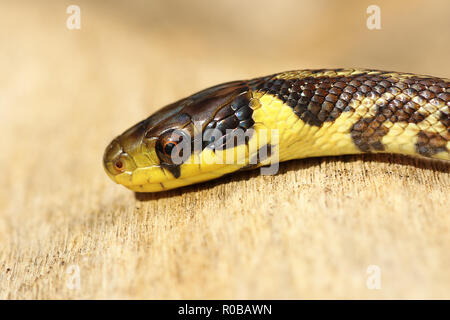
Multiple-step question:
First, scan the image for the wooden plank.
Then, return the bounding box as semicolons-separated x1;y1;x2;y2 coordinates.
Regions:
0;0;449;299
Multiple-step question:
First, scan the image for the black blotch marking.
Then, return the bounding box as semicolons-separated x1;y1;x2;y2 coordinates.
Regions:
350;117;389;152
162;164;181;179
439;111;449;135
240;144;274;171
415;131;448;157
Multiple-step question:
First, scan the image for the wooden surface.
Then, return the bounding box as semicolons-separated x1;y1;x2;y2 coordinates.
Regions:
0;0;449;299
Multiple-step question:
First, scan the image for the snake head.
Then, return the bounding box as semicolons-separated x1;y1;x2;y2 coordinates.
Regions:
103;78;270;192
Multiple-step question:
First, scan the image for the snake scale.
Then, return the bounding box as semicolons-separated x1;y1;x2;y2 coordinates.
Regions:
103;69;449;192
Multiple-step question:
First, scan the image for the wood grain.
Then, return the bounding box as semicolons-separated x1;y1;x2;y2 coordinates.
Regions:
0;0;449;299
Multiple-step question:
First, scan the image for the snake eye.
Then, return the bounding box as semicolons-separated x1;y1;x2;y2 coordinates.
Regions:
163;141;178;156
156;130;187;164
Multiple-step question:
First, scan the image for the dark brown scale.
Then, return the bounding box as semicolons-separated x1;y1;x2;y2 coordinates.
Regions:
213;104;235;120
440;111;450;136
329;87;342;95
311;95;325;104
411;83;426;91
373;85;386;95
359;85;371;94
429;85;444;93
235;105;252;120
334;81;347;89
363;80;376;87
344;85;357;94
334;100;347;111
437;92;449;101
319;82;332;90
420;90;435;100
340;92;353;102
379;80;391;88
239;119;254;129
388;86;402;95
322;101;335;112
230;94;250;111
216;116;239;133
353;91;365;101
394;82;408;90
325;94;338;103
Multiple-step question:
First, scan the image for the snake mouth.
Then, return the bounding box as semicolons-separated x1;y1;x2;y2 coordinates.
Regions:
110;137;278;192
101;136;236;192
114;151;249;192
106;140;269;192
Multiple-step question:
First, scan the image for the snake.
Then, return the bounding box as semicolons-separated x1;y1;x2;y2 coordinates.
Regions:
103;69;449;192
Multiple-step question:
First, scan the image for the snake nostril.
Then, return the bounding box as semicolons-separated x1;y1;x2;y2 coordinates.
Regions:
114;159;124;171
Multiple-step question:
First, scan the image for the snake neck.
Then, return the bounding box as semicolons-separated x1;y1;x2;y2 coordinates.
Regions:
248;69;449;162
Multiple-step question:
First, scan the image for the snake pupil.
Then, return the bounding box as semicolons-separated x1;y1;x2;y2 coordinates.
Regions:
164;142;176;155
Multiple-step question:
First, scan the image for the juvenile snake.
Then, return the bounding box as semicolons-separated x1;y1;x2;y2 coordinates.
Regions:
103;69;449;192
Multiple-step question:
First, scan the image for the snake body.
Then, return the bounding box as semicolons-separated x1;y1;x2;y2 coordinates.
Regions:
103;69;449;192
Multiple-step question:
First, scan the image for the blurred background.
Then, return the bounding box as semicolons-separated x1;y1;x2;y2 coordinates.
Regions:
0;0;449;299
